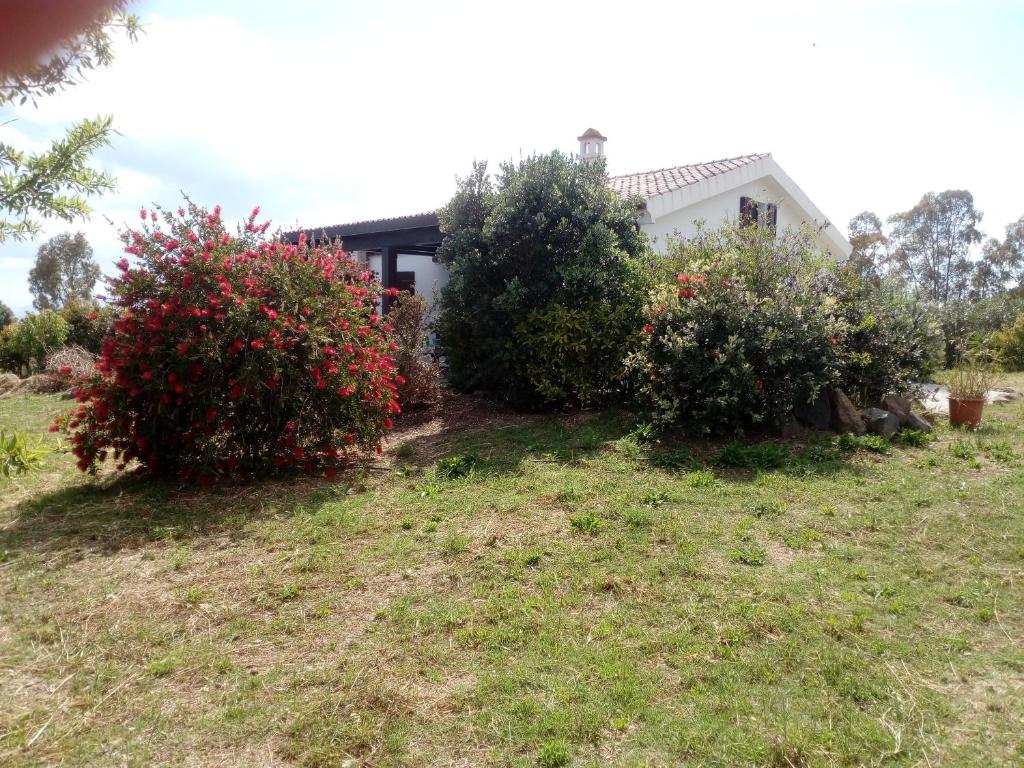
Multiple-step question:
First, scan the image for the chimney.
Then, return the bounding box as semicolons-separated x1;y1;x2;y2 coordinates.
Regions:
577;128;607;162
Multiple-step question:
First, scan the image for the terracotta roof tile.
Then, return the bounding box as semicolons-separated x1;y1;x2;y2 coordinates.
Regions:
607;153;768;199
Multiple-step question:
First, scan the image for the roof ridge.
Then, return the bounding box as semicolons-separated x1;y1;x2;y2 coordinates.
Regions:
608;153;769;180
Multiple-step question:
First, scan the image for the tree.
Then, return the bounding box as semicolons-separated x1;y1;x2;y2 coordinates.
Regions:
887;190;983;303
0;300;14;328
846;211;889;283
977;214;1024;292
436;152;651;406
28;232;101;310
0;2;140;242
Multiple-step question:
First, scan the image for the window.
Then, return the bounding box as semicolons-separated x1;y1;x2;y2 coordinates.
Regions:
394;271;416;296
740;196;778;233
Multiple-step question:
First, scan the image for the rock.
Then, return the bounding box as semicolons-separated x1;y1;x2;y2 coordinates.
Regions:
781;416;806;440
828;388;865;434
881;392;932;432
0;372;21;396
863;407;900;438
881;393;913;416
794;391;832;430
902;410;933;432
989;387;1022;403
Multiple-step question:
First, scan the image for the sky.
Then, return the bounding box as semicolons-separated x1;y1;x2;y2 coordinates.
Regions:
2;0;1022;314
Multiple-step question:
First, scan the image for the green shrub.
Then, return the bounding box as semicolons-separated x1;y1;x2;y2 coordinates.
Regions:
7;310;70;371
894;429;935;448
684;469;717;487
630;224;842;435
0;430;47;477
434;454;477;480
387;293;441;406
989;311;1024;371
0;324;25;374
837;433;890;454
569;511;601;535
59;300;115;354
435;153;650;407
513;301;638;406
832;272;943;405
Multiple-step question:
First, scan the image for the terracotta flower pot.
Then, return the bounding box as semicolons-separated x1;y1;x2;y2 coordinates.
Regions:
948;397;985;428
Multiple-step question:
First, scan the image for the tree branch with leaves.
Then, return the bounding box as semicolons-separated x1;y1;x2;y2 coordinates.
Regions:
0;1;140;242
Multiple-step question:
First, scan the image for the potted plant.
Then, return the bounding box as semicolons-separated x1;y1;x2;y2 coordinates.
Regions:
947;352;996;428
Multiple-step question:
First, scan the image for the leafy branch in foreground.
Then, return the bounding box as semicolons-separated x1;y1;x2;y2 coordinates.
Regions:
0;116;116;242
0;1;141;107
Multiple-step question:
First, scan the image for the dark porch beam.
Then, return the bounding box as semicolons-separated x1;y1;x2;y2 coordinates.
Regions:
380;245;398;314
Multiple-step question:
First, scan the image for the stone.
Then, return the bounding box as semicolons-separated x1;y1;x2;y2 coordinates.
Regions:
828;388;865;434
863;407;900;438
881;393;912;416
881;392;932;432
989;387;1023;403
0;372;21;396
794;391;832;430
781;416;806;440
902;410;933;432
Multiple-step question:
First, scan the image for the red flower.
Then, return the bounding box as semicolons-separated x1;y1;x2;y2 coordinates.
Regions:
250;339;264;350
643;324;654;334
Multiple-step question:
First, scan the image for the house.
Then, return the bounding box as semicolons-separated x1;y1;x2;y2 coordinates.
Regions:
288;129;851;313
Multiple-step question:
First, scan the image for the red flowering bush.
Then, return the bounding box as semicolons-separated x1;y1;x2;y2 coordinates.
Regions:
55;201;401;480
628;224;844;435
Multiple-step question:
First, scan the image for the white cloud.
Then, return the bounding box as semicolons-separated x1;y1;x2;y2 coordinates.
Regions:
2;0;1022;310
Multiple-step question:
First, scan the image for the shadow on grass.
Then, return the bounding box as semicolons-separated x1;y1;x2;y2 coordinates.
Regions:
391;406;640;476
641;430;880;484
0;469;363;561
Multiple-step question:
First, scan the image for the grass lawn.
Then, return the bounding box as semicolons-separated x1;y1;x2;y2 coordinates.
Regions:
1;382;1022;767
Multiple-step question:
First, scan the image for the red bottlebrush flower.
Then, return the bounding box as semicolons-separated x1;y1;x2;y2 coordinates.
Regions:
58;365;72;375
182;273;194;289
141;369;153;381
394;374;406;385
176;342;189;355
250;339;264;350
383;418;394;429
677;274;690;283
48;424;59;432
643;324;654;334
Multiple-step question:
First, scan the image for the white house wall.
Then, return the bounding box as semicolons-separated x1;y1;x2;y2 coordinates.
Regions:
360;251;448;318
641;175;841;257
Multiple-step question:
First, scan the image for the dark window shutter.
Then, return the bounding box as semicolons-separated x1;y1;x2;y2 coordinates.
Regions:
764;203;778;232
740;196;756;227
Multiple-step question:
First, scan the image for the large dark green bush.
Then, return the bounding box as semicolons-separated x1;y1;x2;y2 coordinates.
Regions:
435;153;650;407
630;224;843;435
832;272;943;404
